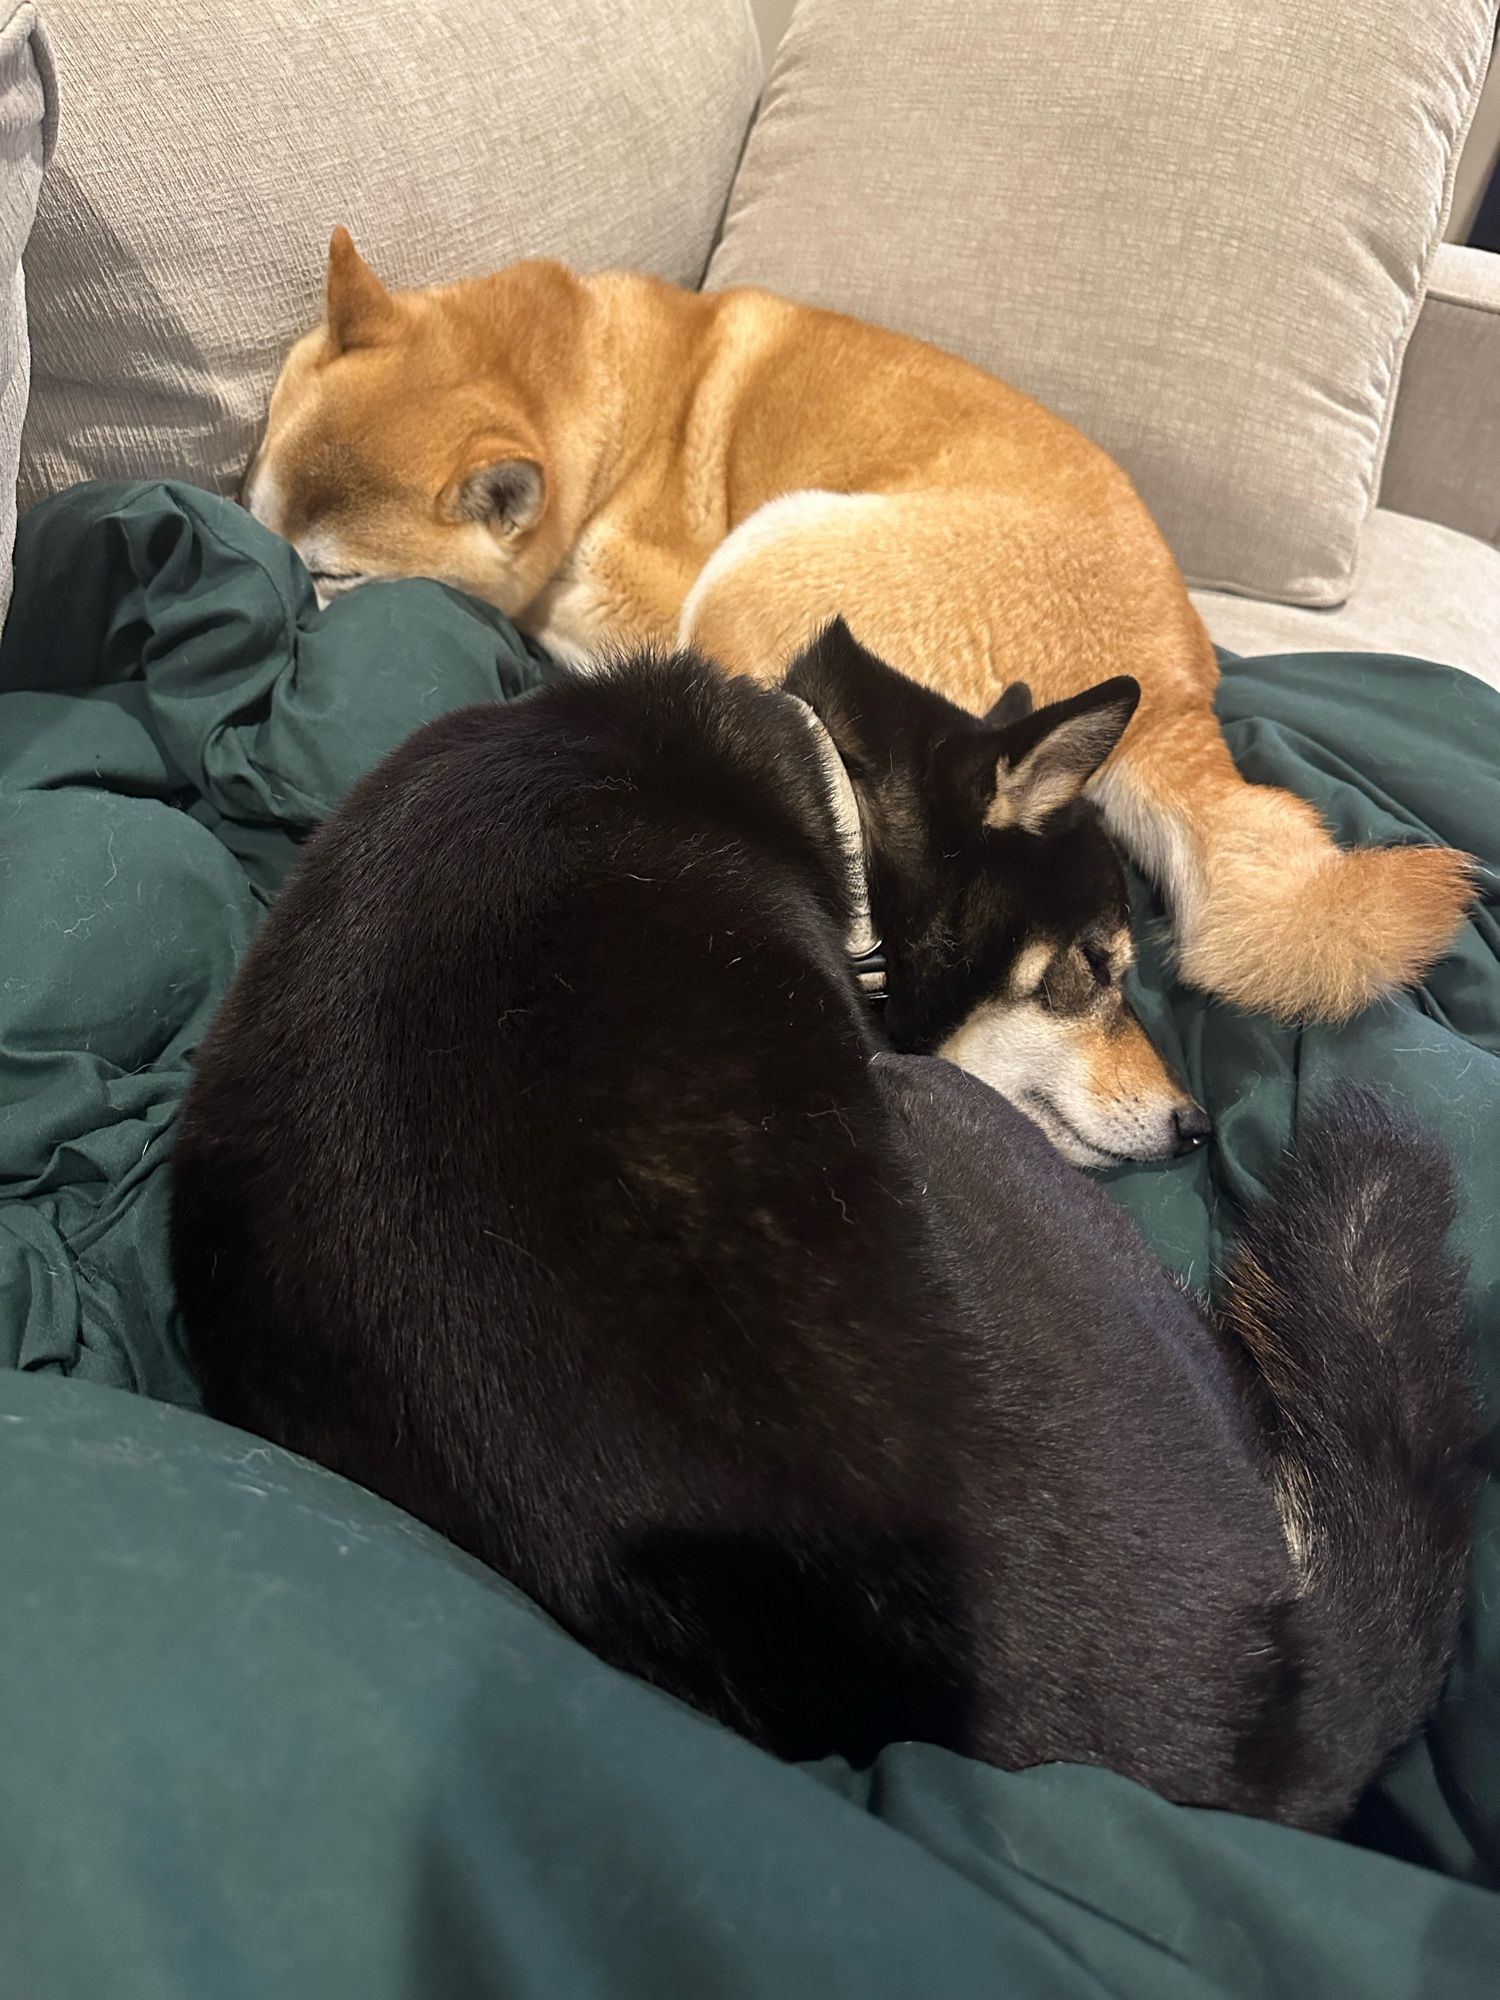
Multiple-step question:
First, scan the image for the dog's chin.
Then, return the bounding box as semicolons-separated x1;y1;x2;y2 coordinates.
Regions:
1015;1091;1156;1171
933;1003;1186;1170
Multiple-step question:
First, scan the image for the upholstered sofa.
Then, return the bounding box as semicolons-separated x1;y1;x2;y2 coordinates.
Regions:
2;5;1497;1997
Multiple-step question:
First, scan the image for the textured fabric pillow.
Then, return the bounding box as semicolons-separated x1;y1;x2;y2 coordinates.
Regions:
710;0;1497;605
0;2;53;622
18;0;760;509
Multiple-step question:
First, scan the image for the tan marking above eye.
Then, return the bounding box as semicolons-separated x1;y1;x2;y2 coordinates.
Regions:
1010;941;1053;998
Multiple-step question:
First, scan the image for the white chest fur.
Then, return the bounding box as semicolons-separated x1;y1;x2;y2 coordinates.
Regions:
523;572;612;669
521;521;667;671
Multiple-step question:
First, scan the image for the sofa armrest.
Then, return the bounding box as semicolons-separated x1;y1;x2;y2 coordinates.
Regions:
1380;244;1500;548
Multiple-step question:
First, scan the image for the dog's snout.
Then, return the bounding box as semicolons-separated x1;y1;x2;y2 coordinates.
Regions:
1172;1103;1213;1156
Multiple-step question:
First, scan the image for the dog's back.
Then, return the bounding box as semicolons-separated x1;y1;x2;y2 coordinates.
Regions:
175;656;1008;1757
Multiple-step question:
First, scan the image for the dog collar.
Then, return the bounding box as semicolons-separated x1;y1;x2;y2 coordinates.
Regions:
847;941;889;1001
784;695;887;1004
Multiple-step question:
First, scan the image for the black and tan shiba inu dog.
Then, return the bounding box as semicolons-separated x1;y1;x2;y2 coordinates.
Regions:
171;624;1477;1829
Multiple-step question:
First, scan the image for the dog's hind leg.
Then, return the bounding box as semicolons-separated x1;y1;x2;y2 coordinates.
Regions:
677;489;985;685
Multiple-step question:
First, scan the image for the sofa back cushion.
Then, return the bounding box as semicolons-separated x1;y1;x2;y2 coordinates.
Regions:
0;2;52;622
710;0;1497;605
18;0;760;509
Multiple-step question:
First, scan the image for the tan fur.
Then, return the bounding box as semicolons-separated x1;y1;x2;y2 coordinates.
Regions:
1008;942;1055;999
939;932;1195;1165
1086;1002;1186;1110
938;985;1192;1167
247;234;1474;1022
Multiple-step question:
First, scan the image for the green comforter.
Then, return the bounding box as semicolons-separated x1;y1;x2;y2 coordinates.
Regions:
1;481;1497;1997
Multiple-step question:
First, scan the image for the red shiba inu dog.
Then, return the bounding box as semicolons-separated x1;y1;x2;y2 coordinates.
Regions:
245;231;1472;1043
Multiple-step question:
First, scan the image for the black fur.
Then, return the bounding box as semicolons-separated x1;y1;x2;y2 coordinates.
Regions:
781;626;1139;1049
171;634;1478;1828
1214;1093;1479;1819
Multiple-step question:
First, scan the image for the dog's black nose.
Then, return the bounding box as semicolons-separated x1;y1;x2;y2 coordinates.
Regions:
1172;1103;1213;1156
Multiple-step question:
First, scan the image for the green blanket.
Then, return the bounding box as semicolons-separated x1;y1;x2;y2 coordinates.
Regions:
1;481;1497;1996
0;484;552;1403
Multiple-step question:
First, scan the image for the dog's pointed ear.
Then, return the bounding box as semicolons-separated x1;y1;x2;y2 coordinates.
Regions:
782;617;944;771
785;615;868;691
984;681;1033;729
444;452;545;536
985;676;1139;833
326;227;402;354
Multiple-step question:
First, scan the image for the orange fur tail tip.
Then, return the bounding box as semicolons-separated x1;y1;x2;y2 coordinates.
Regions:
1179;839;1476;1025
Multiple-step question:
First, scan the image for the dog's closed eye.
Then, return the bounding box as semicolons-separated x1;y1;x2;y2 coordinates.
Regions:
1081;942;1113;988
307;567;372;607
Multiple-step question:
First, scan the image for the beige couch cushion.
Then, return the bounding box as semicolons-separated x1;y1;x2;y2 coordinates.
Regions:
0;1;52;621
1380;244;1500;551
711;0;1496;607
19;0;760;509
1192;509;1500;689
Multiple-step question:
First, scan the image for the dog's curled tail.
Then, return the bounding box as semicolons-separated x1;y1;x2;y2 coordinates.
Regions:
1220;1088;1478;1824
1092;715;1474;1023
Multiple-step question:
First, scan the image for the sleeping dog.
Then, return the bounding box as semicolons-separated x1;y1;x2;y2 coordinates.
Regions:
242;233;1473;1026
171;625;1477;1829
